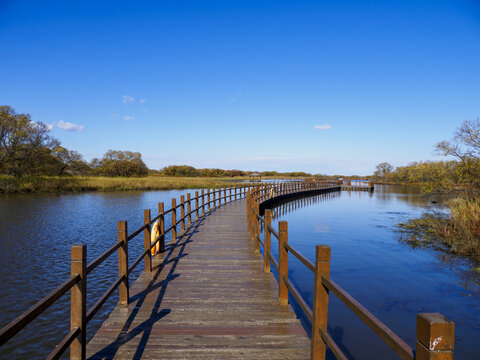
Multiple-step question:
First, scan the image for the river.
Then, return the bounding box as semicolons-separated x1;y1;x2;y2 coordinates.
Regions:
0;185;478;359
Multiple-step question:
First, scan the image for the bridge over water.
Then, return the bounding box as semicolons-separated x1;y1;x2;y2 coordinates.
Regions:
0;180;455;360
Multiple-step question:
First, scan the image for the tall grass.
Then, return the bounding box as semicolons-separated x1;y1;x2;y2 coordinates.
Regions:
0;175;245;193
398;197;480;263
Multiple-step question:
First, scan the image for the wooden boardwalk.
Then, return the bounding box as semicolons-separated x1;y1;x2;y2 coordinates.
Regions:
86;199;310;359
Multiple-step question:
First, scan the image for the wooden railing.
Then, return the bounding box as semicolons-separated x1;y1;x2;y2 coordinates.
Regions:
0;185;251;360
247;180;455;360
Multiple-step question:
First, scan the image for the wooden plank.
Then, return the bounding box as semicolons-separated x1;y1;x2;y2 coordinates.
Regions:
87;199;310;359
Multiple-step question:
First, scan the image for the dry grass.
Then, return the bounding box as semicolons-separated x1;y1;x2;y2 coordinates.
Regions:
0;175;249;193
398;197;480;264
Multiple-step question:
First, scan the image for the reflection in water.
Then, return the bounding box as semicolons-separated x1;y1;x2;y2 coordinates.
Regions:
263;185;479;360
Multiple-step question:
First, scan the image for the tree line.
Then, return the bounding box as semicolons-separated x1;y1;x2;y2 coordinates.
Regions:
374;119;480;192
0;106;149;177
1;106;321;179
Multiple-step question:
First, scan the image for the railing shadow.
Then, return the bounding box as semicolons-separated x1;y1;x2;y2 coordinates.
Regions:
87;216;205;360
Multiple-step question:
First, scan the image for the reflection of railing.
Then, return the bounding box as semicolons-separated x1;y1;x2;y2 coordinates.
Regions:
0;185;251;360
247;181;455;360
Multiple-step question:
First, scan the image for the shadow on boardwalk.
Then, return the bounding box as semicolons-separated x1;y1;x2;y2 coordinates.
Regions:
87;200;310;360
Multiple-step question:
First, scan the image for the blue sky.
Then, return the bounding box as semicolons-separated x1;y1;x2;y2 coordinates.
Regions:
1;0;479;175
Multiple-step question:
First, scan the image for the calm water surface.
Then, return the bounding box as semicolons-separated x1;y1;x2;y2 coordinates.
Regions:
0;185;479;359
267;185;479;360
0;190;190;359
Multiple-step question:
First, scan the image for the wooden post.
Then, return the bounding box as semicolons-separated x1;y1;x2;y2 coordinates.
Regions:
180;195;185;232
415;313;454;360
207;189;211;211
254;202;260;255
187;193;192;225
117;221;129;305
70;244;86;360
172;198;177;241
229;186;232;202
143;209;152;272
213;188;216;208
234;185;237;200
278;221;288;305
201;189;205;215
195;191;199;220
311;245;331;360
264;210;272;274
158;202;165;253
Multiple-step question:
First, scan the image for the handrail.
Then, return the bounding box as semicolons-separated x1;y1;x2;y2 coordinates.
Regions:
0;274;80;346
322;276;414;360
86;241;122;274
284;242;315;272
246;179;454;360
86;275;125;323
0;183;250;359
45;327;81;360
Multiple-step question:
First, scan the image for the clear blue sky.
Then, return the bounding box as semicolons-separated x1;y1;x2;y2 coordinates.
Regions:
1;0;479;175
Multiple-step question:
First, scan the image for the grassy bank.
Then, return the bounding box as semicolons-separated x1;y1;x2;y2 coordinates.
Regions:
398;197;480;265
0;175;250;193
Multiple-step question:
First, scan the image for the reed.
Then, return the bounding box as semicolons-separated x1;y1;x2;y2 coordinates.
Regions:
398;197;480;263
0;175;244;193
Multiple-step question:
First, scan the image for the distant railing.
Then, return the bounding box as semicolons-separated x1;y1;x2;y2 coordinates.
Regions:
246;180;455;360
0;185;251;360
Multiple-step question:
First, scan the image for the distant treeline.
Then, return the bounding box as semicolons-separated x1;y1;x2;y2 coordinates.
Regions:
0;106;326;180
374;119;480;192
156;165;315;178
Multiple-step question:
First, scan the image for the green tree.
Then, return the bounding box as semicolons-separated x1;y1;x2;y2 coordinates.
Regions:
374;162;394;179
51;146;85;175
93;150;149;177
0;106;59;177
436;119;480;188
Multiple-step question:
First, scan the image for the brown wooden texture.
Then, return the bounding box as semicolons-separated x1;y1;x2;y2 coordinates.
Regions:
143;210;152;272
416;313;454;360
171;198;177;241
311;245;330;360
158;203;165;253
117;222;129;305
87;199;309;359
71;244;87;360
278;221;289;306
180;195;185;231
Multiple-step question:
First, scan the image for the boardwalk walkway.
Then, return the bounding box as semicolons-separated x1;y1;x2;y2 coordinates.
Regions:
87;199;310;359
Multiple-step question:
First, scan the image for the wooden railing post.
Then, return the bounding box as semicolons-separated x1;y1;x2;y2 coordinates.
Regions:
195;191;199;220
415;313;454;360
311;245;331;360
234;185;237;200
229;186;232;202
143;209;152;272
187;193;192;225
207;189;211;211
70;244;86;360
172;198;177;241
180;195;185;232
158;202;165;252
278;221;288;305
264;209;272;274
213;188;216;208
117;221;129;305
254;202;260;255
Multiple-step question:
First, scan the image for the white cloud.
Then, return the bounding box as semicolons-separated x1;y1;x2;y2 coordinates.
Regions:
122;95;135;105
139;98;147;104
313;124;332;130
46;123;54;131
123;115;135;121
56;120;84;132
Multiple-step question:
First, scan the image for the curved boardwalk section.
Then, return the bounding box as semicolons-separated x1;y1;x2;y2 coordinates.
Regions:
87;199;310;359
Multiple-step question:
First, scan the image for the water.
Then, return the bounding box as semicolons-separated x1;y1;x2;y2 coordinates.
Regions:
0;186;478;359
265;185;480;360
0;190;193;359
